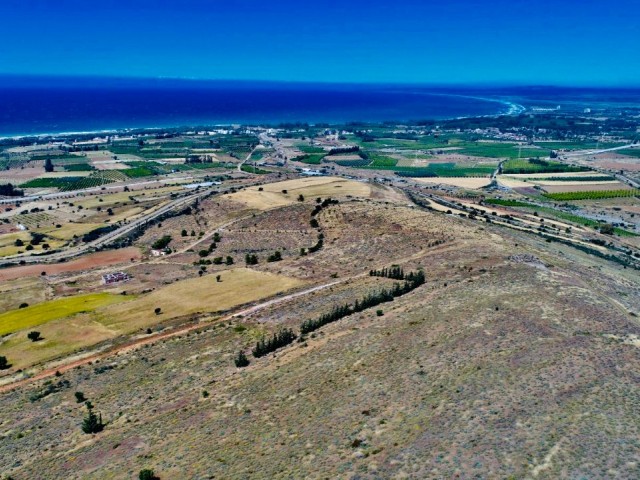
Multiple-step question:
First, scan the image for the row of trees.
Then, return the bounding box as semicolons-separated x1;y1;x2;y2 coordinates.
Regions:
370;265;406;280
301;269;426;334
252;328;297;358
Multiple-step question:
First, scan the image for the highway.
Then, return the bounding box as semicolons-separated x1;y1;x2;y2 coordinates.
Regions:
0;175;199;206
562;143;639;158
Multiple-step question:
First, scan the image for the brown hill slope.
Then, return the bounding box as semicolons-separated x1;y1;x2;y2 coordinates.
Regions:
0;201;638;479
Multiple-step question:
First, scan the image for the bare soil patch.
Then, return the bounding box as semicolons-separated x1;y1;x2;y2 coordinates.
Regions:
0;247;141;281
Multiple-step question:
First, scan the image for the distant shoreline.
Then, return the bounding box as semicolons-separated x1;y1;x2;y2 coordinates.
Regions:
0;86;512;139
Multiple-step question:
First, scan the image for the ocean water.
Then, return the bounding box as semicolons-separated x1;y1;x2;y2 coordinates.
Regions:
0;78;511;137
1;78;638;137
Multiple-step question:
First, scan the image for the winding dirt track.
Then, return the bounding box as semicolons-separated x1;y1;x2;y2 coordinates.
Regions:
0;281;339;394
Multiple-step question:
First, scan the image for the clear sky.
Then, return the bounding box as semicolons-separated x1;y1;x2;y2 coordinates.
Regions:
1;0;638;85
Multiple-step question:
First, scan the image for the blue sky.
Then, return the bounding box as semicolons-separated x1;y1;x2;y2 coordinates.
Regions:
0;0;638;85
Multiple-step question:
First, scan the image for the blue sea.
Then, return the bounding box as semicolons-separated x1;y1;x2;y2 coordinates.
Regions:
0;77;638;137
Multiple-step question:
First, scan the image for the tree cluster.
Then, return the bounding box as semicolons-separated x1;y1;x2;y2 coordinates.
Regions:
252;328;297;358
327;146;360;155
0;183;23;197
151;235;172;250
234;351;250;368
267;251;282;262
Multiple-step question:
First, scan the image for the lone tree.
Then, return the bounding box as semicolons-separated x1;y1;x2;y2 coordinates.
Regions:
75;391;86;403
44;157;54;173
234;351;250;368
81;401;104;434
139;469;159;480
0;356;9;370
154;307;162;315
27;331;42;342
600;223;615;235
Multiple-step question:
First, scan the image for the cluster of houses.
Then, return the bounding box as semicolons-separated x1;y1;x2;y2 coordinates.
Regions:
102;271;130;285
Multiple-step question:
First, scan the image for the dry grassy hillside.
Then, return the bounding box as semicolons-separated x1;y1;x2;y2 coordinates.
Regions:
0;183;638;480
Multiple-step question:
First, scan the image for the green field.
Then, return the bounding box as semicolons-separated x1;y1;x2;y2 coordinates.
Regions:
297;145;326;154
502;159;588;174
350;135;466;151
543;189;640;201
332;158;371;167
395;167;493;178
367;154;398;168
618;148;640;158
458;143;548;159
63;163;96;172
524;175;616;182
294;153;326;165
0;293;133;336
531;141;623;151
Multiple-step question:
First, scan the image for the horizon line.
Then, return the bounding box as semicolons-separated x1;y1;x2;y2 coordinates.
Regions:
0;73;639;89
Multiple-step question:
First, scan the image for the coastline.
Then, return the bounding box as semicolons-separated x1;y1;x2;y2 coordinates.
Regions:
0;90;511;139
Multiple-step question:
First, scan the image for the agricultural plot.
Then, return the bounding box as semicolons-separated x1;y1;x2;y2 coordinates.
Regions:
296;145;326;154
11;212;56;229
541;182;629;193
502;158;588;174
227;177;372;210
395;164;494;177
349;135;465;151
458;142;548;159
532;141;622;151
29;153;86;163
63;163;96;172
367;153;398;168
524;175;616;182
0;158;29;170
293;153;326;164
109;144;186;159
331;158;371;167
97;268;304;332
119;161;174;178
415;177;492;189
617;148;640;158
0;231;32;257
20;171;123;191
0;293;132;336
218;135;259;158
38;222;104;241
543;189;640;201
